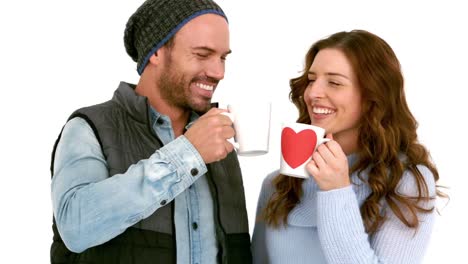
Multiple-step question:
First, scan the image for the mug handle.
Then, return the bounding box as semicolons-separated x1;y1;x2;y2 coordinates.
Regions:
315;138;331;150
220;112;240;149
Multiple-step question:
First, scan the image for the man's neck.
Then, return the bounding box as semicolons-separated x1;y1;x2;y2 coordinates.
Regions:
135;79;190;137
165;107;190;137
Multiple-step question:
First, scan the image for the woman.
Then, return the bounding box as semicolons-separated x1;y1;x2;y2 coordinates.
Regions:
252;30;443;263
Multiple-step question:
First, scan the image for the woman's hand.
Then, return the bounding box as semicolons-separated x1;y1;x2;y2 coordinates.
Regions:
306;134;350;191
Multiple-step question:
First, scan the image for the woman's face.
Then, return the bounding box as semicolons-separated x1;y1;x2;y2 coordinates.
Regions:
303;48;362;153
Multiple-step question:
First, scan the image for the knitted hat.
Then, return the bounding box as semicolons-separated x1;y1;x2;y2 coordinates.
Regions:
124;0;227;75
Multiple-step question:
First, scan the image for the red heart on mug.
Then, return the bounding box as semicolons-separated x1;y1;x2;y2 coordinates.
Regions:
281;127;317;169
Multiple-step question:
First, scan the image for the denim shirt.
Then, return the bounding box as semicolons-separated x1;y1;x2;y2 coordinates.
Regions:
51;107;218;263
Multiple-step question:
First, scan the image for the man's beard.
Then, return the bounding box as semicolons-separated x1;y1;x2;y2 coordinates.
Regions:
158;59;212;113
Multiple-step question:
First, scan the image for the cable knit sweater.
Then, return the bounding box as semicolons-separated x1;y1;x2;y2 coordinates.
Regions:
251;154;436;264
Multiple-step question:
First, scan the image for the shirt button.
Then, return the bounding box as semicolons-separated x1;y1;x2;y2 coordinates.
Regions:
160;200;167;206
190;168;198;177
192;222;198;230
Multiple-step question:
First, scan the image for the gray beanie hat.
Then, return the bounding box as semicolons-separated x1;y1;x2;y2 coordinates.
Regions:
124;0;227;75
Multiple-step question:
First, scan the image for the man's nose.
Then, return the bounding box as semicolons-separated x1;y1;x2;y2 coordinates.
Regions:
206;59;225;81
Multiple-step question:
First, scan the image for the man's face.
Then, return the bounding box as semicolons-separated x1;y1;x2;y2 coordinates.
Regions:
157;14;230;113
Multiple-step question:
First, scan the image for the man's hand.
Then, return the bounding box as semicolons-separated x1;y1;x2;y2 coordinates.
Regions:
184;108;235;164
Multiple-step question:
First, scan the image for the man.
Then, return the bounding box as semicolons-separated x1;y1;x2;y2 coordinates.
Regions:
50;0;251;263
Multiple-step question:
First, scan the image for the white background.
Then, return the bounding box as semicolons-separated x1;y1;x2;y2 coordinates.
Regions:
1;0;466;263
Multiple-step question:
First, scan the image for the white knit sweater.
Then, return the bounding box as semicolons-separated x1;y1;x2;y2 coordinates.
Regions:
252;155;436;264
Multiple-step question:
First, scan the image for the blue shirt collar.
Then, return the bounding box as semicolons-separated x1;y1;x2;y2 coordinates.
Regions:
148;106;200;129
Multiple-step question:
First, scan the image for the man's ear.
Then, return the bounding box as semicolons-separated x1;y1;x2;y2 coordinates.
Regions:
148;52;160;66
148;48;166;66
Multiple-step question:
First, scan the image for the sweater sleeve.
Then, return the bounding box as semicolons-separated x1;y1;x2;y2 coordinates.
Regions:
252;171;278;264
316;165;436;264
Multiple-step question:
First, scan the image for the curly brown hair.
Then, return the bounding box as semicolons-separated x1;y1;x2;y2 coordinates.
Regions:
263;30;443;234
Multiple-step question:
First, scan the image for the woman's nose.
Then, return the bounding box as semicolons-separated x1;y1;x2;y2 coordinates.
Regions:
305;80;325;100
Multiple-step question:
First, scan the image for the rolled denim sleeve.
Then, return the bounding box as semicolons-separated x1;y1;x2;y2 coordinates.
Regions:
51;117;207;253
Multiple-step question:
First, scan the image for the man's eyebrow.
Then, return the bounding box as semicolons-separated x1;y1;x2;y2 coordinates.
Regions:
192;46;232;55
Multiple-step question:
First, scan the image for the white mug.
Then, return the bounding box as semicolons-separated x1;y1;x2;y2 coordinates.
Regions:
280;122;330;178
222;102;271;156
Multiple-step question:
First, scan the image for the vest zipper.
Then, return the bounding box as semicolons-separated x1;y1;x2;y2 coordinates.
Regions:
206;167;227;263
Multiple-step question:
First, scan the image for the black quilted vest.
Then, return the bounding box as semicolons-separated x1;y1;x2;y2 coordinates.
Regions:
50;82;252;264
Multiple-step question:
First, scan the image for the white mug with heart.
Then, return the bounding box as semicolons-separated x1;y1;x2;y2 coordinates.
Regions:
279;122;330;178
